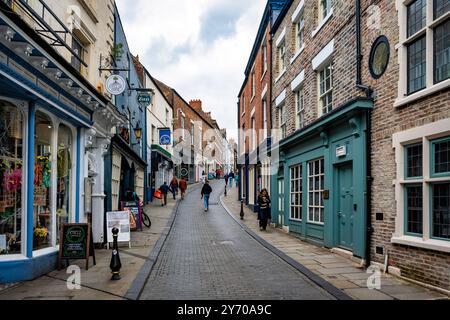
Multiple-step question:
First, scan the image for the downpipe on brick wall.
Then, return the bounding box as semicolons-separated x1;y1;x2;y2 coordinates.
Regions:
356;0;374;267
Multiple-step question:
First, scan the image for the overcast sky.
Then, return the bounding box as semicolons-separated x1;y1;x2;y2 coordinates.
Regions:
115;0;266;140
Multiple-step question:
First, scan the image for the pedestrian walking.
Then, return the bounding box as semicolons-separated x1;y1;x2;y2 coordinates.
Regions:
235;173;239;188
224;173;229;187
257;189;272;231
159;182;171;206
179;177;188;200
201;180;213;212
228;171;235;189
170;177;179;200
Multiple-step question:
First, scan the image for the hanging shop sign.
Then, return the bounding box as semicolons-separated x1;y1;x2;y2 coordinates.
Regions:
137;92;152;108
159;128;171;145
106;74;126;95
106;211;131;248
58;223;96;270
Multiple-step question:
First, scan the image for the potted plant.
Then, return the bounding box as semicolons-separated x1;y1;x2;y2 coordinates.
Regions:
33;226;48;248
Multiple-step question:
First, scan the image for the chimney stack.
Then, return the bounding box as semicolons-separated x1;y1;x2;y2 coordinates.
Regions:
189;99;203;111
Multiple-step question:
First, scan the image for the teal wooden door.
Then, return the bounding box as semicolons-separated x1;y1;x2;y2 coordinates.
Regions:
337;163;354;250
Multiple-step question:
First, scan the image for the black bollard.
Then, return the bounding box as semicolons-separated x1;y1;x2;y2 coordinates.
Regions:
240;199;245;220
110;227;122;281
224;185;227;197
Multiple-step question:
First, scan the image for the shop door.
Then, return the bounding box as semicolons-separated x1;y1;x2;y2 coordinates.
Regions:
337;163;354;250
278;179;285;226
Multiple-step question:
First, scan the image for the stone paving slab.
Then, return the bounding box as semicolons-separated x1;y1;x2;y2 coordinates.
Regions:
0;186;191;300
221;187;449;301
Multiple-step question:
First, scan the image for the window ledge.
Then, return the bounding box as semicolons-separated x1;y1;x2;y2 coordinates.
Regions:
290;45;305;65
0;254;28;262
394;78;450;108
32;247;59;258
392;235;450;253
311;9;333;38
275;69;286;83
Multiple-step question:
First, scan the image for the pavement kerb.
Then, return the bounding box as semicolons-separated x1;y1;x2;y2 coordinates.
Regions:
219;194;353;301
125;183;203;300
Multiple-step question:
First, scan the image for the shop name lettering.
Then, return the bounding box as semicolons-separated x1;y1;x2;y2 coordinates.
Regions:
177;305;272;318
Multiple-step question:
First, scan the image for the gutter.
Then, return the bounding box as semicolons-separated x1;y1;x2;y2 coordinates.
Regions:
355;0;373;266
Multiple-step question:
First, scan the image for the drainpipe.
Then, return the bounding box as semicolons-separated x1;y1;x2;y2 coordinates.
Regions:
356;0;373;266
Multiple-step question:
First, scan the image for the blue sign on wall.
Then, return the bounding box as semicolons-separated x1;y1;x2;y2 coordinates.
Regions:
159;128;171;145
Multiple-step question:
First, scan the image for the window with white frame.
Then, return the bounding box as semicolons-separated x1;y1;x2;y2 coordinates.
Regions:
262;41;268;75
295;88;305;130
393;120;450;251
290;164;303;221
251;116;256;150
180;113;185;141
319;0;332;22
263;99;268;139
398;0;450;98
318;61;333;116
199;128;203;150
191;122;195;146
278;41;286;74
295;13;305;52
279;104;287;140
251;66;256;98
308;158;325;224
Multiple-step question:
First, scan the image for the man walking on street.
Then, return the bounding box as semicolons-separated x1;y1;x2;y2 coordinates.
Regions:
179;177;188;200
228;171;235;189
159;182;171;206
170;177;179;200
201;180;213;212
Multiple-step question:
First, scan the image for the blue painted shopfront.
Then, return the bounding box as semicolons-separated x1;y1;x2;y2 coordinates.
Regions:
271;99;373;259
0;4;104;283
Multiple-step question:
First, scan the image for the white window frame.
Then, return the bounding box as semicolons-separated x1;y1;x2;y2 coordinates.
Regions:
318;61;333;117
276;28;287;82
251;116;256;151
279;104;287;140
290;164;303;221
180;112;185;141
308;158;325;225
295;88;305;130
392;117;450;253
312;0;333;37
190;121;195;146
261;40;268;79
251;65;256;100
395;0;450;108
262;98;268;140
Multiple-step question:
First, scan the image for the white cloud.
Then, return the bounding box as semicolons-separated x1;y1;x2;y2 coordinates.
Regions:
116;0;267;140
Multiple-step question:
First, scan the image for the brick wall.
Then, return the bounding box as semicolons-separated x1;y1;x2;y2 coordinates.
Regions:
270;0;450;290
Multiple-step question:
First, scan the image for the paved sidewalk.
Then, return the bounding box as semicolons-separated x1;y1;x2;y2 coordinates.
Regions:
221;186;448;300
0;190;186;300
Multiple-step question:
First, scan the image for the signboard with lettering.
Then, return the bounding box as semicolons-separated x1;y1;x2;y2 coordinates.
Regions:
106;211;131;248
122;201;142;231
137;92;152;108
58;224;95;270
159;128;171;145
106;74;126;95
336;145;347;158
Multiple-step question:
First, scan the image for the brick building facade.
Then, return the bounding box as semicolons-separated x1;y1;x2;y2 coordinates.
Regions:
238;0;286;210
268;0;450;292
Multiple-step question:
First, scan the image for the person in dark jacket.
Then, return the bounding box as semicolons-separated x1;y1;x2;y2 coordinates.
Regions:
201;181;213;212
257;189;272;231
170;177;179;200
159;182;171;206
179;177;188;200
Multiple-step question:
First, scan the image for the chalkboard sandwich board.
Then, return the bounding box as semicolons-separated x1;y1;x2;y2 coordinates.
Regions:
58;223;95;271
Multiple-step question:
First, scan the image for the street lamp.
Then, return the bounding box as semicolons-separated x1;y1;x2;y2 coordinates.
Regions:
132;122;142;145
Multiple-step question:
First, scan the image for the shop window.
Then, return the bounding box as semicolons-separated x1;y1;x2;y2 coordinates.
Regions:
308;158;325;224
290;165;302;221
0;103;23;256
57;125;72;243
34;111;53;251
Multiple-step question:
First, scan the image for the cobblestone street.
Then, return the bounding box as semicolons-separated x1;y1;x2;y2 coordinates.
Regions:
139;182;338;300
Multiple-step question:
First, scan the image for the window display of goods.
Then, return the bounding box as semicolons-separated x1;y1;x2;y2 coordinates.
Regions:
34;187;48;207
2;169;22;193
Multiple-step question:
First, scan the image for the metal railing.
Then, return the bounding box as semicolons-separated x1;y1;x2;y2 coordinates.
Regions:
2;0;87;67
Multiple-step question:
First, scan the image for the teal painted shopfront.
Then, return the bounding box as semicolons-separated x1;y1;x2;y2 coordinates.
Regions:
271;98;373;259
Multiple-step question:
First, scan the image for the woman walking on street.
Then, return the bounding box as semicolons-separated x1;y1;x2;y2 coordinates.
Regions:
179;177;188;200
170;177;179;200
201;180;213;212
257;189;272;231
